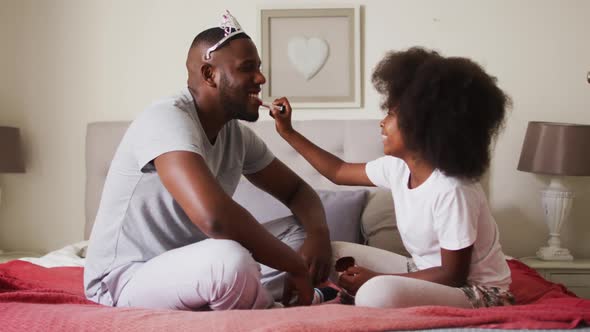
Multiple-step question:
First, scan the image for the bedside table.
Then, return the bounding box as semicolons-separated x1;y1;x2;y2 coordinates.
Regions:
0;251;41;264
520;257;590;299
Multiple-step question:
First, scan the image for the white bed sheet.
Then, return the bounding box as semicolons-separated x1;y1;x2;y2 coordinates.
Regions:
19;241;87;268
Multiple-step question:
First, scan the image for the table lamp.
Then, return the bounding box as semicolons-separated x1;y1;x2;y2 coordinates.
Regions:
0;126;25;254
517;121;590;261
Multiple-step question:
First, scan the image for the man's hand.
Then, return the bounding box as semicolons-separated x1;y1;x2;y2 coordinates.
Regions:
299;232;332;285
338;265;380;295
282;269;314;306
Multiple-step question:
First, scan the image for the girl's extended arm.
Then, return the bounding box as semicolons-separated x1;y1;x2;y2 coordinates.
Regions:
270;97;373;187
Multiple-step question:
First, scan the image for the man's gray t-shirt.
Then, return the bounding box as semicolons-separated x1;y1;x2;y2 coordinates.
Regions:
84;88;275;304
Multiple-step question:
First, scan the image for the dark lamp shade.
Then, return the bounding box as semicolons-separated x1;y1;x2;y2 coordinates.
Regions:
517;121;590;176
0;126;25;173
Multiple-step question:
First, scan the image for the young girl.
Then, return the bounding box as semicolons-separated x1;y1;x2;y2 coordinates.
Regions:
269;47;513;309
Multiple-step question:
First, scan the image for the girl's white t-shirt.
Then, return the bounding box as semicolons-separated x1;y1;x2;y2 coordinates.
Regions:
366;156;511;290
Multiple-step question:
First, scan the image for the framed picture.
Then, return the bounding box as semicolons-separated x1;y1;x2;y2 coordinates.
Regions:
259;7;361;108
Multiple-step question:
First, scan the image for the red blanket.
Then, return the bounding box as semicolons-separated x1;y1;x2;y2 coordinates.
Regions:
1;259;589;331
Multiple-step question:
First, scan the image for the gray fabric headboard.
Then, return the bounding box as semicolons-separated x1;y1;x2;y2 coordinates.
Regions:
85;119;383;239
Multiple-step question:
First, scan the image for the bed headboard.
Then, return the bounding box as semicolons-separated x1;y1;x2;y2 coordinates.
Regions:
85;119;383;239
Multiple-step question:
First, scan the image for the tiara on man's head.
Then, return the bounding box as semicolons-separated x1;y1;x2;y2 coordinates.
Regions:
204;10;246;60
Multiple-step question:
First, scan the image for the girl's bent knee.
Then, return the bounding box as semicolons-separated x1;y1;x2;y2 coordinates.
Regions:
355;275;408;308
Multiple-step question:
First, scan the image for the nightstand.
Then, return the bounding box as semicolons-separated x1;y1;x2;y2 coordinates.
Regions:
520;257;590;299
0;251;41;264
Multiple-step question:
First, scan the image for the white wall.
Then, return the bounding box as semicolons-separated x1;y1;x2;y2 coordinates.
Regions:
1;0;589;258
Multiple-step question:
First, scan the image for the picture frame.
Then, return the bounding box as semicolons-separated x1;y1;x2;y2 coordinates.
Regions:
259;7;361;108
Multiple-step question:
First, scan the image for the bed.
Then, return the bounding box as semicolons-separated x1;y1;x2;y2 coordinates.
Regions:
1;119;589;331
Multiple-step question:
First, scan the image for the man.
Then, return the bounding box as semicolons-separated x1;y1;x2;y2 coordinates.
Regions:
84;11;331;311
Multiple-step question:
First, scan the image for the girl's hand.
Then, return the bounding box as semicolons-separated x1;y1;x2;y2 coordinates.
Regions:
338;266;380;295
269;97;294;137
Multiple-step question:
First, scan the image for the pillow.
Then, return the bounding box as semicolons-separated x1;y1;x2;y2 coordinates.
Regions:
232;178;292;223
233;179;368;243
360;189;409;256
317;189;367;243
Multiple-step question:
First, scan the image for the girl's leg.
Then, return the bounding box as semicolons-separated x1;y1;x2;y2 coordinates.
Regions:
355;275;472;309
331;242;471;308
331;241;408;279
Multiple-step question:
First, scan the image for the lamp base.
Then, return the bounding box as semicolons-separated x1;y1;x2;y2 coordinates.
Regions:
536;246;573;261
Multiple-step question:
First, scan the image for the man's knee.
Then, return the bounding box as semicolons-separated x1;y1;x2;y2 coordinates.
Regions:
207;238;255;262
206;239;249;256
206;239;260;281
203;239;271;309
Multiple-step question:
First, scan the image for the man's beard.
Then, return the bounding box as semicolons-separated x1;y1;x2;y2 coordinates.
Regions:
219;73;259;122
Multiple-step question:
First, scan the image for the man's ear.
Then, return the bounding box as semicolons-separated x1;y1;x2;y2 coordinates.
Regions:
201;63;217;88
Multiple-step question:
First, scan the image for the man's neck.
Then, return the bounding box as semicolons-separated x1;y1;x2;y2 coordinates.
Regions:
188;87;229;145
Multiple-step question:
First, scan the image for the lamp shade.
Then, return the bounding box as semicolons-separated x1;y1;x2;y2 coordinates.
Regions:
0;126;25;173
518;121;590;176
